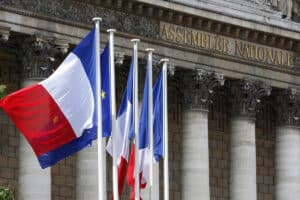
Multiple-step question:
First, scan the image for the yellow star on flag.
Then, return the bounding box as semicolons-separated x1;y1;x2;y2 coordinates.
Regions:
101;90;106;99
53;116;59;124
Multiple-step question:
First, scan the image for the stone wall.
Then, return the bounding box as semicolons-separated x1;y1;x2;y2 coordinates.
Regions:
51;156;76;200
0;47;20;199
0;110;19;199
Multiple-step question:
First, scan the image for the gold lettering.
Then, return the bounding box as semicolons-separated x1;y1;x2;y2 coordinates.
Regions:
215;36;222;51
257;47;265;61
235;41;245;56
251;45;257;60
202;34;210;49
287;53;294;67
168;25;176;41
175;27;184;43
223;38;229;54
161;24;168;40
265;48;275;63
191;31;198;47
184;30;190;44
245;44;251;58
274;51;283;65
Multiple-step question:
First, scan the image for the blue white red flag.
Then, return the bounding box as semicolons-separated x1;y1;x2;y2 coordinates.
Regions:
107;52;134;197
0;28;110;168
127;65;150;199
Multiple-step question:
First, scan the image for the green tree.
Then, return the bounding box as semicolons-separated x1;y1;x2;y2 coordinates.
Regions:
0;187;14;200
0;84;6;99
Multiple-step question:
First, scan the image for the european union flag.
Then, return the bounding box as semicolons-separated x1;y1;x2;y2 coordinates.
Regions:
101;43;111;137
153;71;163;161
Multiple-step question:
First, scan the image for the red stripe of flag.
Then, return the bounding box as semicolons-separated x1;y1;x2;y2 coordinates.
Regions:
1;84;77;156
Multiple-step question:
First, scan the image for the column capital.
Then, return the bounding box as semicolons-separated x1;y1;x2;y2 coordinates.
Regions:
274;88;300;127
180;68;224;111
227;78;271;119
18;34;69;80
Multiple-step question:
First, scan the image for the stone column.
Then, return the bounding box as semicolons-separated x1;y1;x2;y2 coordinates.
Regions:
274;88;300;200
228;79;271;200
181;69;224;200
18;35;68;200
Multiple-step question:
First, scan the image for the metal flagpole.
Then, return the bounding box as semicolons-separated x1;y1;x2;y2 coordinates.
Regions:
146;48;154;200
161;58;169;200
131;38;140;200
107;29;119;200
92;17;106;200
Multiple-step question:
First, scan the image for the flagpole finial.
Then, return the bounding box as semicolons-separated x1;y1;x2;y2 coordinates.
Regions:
146;48;155;52
107;29;116;33
131;39;140;43
92;17;102;22
160;58;169;63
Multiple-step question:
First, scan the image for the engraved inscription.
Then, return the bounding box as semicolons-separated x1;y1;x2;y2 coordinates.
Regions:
160;22;295;67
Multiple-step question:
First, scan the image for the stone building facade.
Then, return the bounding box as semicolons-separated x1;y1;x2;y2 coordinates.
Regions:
0;0;300;200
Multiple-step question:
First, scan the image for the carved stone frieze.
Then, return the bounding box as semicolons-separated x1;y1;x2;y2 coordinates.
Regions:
274;88;300;127
180;68;225;111
18;34;69;79
0;0;159;39
227;79;271;119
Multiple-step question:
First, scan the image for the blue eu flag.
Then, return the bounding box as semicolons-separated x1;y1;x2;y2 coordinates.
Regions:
101;43;111;137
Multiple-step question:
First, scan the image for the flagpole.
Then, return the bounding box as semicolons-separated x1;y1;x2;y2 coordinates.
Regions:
93;17;106;200
107;29;119;200
131;38;140;200
146;48;154;200
161;58;169;200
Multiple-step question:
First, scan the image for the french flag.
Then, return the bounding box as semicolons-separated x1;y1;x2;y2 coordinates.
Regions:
0;28;101;168
107;53;134;197
127;65;150;200
127;69;164;199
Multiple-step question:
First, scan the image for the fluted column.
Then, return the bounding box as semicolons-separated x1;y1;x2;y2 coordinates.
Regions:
228;79;271;200
181;68;224;200
18;35;68;200
274;88;300;200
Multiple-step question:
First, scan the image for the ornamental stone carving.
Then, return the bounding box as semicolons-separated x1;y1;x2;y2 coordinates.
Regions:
278;0;300;20
227;79;271;119
274;88;300;127
18;34;69;79
180;68;224;111
0;26;10;42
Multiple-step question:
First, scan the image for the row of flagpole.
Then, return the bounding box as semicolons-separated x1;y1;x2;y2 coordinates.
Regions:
93;18;170;200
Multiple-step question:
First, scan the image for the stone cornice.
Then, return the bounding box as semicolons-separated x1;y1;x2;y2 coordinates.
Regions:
0;0;300;53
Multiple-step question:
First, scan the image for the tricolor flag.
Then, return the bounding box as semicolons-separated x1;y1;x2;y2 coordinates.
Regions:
127;69;164;199
0;28;110;168
127;66;150;200
107;53;134;197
